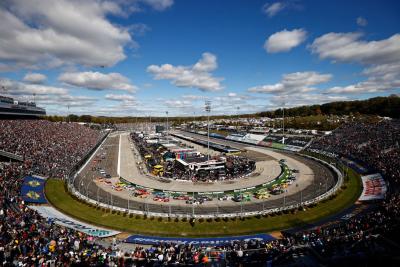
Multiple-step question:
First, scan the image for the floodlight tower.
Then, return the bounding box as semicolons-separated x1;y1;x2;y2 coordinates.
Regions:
205;100;211;160
193;112;196;130
166;111;169;143
282;102;285;144
236;106;240;131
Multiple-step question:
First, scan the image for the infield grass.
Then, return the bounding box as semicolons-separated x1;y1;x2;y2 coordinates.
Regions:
45;167;361;237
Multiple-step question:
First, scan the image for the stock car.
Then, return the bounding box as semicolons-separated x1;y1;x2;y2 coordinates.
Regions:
185;198;205;205
134;189;150;198
153;196;170;202
254;190;270;199
112;185;123;191
198;195;213;202
270;188;285;195
232;193;251;202
173;195;190;200
218;195;232;201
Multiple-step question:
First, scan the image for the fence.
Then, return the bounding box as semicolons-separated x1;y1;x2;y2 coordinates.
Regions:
65;132;344;219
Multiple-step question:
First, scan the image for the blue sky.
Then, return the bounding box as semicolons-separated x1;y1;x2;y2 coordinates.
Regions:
0;0;399;116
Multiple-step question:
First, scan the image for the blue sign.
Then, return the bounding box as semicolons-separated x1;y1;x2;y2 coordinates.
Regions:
21;176;47;204
125;234;275;246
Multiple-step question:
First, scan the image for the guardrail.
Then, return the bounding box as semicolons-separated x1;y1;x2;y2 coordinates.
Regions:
65;132;344;218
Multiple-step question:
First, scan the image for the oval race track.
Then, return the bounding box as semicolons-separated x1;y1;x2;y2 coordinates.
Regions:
73;131;337;216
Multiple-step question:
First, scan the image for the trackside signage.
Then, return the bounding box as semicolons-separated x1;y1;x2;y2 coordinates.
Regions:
29;206;120;237
125;234;275;246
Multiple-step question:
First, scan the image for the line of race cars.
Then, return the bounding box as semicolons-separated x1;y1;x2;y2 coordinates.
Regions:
94;170;298;205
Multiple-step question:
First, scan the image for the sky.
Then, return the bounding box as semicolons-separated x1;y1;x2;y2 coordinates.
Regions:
0;0;399;117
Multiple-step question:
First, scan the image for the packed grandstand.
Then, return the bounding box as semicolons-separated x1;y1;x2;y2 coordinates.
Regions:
0;118;399;266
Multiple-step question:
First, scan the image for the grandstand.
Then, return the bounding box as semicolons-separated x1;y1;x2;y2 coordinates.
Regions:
0;117;399;265
0;95;46;117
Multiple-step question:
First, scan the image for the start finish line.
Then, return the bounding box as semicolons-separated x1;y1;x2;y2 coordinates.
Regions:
125;234;275;246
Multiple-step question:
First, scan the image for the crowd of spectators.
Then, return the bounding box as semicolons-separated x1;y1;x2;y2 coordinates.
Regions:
0;119;399;266
0;120;105;178
308;119;400;186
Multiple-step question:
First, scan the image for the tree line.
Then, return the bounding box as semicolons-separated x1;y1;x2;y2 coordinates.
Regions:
44;95;400;124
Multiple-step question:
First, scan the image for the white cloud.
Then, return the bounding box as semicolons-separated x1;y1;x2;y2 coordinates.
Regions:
263;2;285;17
0;77;96;109
147;52;224;92
181;94;205;101
141;0;174;11
42;94;97;108
327;63;400;94
129;23;151;36
22;73;47;84
269;94;348;108
0;0;132;69
356;16;368;27
0;78;67;96
248;71;332;94
311;32;400;94
265;29;307;53
164;99;192;108
105;94;136;102
310;32;400;65
59;71;137;92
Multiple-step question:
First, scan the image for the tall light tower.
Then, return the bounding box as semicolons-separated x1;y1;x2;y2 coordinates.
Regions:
236;106;240;131
193;112;196;130
282;102;285;144
205;100;211;160
166;111;169;143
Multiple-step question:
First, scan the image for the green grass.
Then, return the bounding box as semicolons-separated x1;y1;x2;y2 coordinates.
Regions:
45;168;362;237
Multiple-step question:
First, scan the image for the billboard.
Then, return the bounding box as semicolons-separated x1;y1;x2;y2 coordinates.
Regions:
29;206;120;237
359;173;387;201
125;234;275;246
20;176;47;204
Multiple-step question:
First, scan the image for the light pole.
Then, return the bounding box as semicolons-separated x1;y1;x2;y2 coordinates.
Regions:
192;192;195;216
325;177;328;193
282;102;285;144
193;112;196;129
80;180;84;195
110;192;113;213
166;111;169;143
86;181;91;198
300;190;303;206
236;106;240;131
205;100;211;160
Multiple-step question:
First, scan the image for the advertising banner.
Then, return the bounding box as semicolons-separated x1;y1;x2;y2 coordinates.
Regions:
21;176;47;204
29;206;120;237
125;234;275;246
359;173;387;201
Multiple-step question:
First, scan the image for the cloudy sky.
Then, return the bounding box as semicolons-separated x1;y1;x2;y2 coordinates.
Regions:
0;0;399;116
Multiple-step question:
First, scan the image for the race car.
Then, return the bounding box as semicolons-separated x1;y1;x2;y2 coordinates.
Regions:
173;195;190;200
153;196;170;202
254;191;270;199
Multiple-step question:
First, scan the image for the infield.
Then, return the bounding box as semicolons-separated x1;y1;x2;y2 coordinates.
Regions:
45;165;362;237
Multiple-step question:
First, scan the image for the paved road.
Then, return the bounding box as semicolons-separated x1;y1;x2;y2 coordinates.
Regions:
73;131;336;216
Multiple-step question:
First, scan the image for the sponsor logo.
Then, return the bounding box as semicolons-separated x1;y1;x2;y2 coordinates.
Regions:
28;180;41;187
26;191;40;200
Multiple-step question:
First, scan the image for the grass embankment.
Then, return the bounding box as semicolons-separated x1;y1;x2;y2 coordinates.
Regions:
45;168;361;237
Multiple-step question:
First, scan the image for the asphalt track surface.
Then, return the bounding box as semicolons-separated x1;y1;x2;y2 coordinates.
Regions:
73;132;336;216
